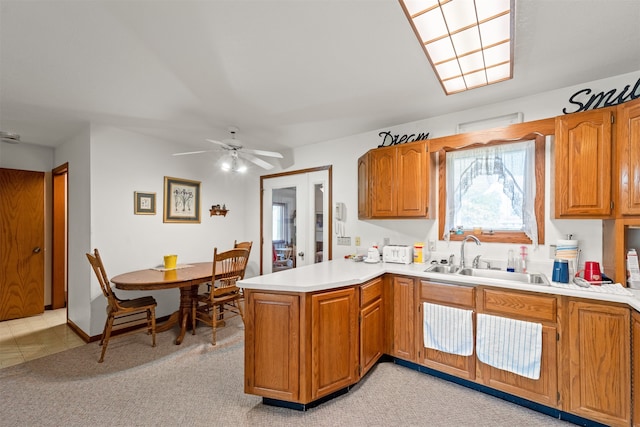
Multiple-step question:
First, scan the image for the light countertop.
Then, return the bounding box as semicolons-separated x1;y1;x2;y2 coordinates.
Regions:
238;259;640;313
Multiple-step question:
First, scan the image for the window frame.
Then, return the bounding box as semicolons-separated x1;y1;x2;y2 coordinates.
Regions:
432;119;554;245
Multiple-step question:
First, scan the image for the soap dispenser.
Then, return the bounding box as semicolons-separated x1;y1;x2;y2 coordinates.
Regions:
507;250;515;272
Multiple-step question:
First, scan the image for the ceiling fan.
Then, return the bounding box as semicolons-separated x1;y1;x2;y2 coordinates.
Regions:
1;131;22;144
172;126;283;172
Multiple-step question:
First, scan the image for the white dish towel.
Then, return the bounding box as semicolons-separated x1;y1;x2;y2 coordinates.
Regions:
423;302;474;356
476;313;542;380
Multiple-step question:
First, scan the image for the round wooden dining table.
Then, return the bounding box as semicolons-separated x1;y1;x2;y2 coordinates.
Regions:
111;262;213;345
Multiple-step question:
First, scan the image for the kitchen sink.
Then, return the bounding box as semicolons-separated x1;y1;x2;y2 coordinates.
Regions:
424;264;550;286
457;268;550;285
424;264;459;274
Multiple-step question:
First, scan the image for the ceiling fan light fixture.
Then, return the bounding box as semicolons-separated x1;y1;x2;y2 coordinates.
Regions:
221;152;247;173
399;0;514;95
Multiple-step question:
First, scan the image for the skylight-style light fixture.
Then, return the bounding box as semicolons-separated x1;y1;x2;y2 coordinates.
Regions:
399;0;514;95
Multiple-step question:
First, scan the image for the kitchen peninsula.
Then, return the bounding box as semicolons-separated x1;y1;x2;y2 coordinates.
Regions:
239;259;640;427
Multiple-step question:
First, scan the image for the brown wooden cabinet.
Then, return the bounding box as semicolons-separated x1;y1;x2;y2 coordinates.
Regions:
633;311;640;427
358;141;430;219
617;97;640;216
359;277;384;377
244;291;301;402
564;299;631;427
357;153;369;218
390;275;416;361
554;107;614;218
311;287;359;400
419;280;476;380
476;288;559;408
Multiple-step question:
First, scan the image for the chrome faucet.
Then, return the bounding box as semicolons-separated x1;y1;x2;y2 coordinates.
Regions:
460;235;481;268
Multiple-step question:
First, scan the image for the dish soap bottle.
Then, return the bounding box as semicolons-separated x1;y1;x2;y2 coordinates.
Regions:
519;246;528;273
507;249;515;272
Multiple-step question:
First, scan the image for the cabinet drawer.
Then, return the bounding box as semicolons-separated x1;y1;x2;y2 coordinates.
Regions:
481;289;557;322
360;278;383;307
421;280;475;309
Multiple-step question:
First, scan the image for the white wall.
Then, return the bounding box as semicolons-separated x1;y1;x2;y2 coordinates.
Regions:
261;70;640;277
4;69;639;337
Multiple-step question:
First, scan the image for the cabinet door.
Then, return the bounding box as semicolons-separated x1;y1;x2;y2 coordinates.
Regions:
391;276;416;360
397;142;428;217
478;324;558;407
244;291;300;402
360;297;383;376
555;108;613;217
618;98;640;215
419;281;476;380
311;287;359;400
567;300;631;427
370;147;396;217
357;153;370;219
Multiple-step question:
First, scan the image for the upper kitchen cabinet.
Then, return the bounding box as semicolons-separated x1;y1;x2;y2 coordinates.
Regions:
616;97;640;216
358;140;431;219
554;107;614;218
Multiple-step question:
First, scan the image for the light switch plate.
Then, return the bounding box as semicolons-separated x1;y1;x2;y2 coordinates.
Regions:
337;237;351;246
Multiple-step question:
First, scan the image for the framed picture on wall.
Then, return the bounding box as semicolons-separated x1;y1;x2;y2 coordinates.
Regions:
134;192;156;215
163;176;201;223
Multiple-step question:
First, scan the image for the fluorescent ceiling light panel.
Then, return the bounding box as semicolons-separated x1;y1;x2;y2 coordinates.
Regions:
400;0;514;95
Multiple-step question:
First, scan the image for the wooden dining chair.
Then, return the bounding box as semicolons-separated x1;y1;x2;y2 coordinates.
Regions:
233;240;252;278
192;248;249;345
86;249;157;363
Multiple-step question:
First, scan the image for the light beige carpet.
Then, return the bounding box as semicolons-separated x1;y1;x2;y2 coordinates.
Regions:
0;318;572;426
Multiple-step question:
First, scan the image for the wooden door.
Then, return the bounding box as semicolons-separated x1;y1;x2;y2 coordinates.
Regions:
360;278;383;376
567;300;631;427
617;98;640;215
554;108;613;217
391;276;416;360
397;141;428;217
311;287;358;400
370;147;396;217
0;168;45;320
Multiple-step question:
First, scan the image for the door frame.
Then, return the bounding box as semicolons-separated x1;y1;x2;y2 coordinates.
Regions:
51;163;68;310
260;166;332;274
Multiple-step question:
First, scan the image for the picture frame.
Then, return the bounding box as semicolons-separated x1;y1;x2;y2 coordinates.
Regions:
163;176;201;223
134;192;156;215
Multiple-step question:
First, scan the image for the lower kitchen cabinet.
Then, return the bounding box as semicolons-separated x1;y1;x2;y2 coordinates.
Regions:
311;287;359;400
419;280;476;380
359;277;384;377
476;288;559;407
390;275;416;361
565;299;631;427
244;291;301;402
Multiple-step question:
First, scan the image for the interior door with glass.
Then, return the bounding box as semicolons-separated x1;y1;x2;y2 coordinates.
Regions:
262;170;329;274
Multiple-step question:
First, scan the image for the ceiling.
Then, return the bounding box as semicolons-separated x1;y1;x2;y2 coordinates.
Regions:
1;0;639;153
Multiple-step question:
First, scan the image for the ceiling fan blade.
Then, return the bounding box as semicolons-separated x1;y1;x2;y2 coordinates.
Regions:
240;147;284;158
206;138;236;150
172;150;215;156
238;151;275;170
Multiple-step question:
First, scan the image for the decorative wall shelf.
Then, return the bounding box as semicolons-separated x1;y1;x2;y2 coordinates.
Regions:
210;205;228;217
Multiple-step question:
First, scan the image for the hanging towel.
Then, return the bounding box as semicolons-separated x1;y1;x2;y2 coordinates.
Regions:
423;302;474;356
476;313;542;380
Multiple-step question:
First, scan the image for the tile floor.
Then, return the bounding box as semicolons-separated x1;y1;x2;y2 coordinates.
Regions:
0;308;86;369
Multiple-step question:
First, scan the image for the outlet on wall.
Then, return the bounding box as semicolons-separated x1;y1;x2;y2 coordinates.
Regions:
383;237;390;246
428;240;436;251
355;236;361;246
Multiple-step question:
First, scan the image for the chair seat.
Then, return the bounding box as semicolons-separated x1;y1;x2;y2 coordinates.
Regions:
119;296;157;310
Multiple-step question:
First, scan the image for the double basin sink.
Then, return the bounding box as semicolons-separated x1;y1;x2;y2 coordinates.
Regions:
424;264;550;286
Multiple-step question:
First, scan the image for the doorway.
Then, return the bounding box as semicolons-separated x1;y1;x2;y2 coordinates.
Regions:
261;166;331;274
51;163;68;310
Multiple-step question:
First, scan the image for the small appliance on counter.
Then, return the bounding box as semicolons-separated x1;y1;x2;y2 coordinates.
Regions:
383;245;413;264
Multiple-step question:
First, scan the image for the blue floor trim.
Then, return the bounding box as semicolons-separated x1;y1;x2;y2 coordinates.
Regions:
391;358;609;427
